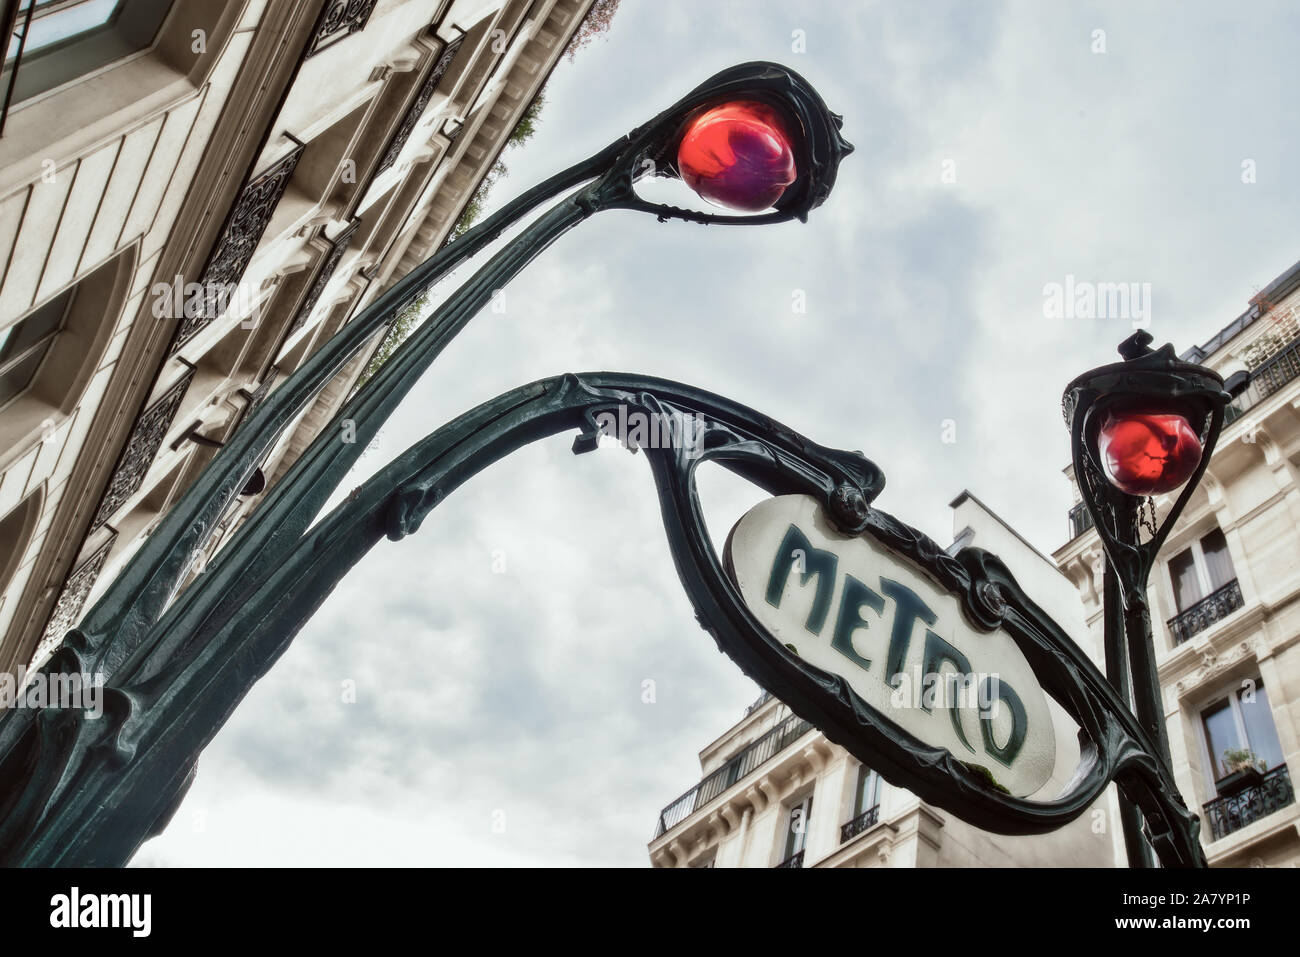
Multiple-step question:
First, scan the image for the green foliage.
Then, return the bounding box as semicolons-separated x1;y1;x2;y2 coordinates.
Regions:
1222;748;1266;774
448;159;509;241
358;291;431;386
564;0;622;61
507;90;546;148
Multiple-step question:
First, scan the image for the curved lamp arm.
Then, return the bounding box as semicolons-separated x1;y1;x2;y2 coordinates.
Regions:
0;373;1201;867
12;62;852;687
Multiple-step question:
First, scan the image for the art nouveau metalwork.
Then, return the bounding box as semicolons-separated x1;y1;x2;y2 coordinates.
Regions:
0;61;852;865
1064;330;1248;867
0;58;1228;871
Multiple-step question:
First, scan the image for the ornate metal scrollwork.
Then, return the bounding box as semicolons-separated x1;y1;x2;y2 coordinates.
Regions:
173;147;305;352
303;0;380;59
90;367;195;531
32;532;117;668
375;35;465;175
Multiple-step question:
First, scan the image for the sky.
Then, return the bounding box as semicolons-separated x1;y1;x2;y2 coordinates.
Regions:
133;0;1300;866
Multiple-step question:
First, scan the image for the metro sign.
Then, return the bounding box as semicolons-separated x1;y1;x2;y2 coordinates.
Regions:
724;495;1056;797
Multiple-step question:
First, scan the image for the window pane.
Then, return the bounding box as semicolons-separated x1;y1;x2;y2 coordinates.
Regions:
1201;699;1240;780
855;766;879;816
1239;684;1284;771
21;0;124;58
8;0;173;106
1200;529;1235;591
1169;548;1202;612
0;345;48;406
784;796;812;858
0;289;70;364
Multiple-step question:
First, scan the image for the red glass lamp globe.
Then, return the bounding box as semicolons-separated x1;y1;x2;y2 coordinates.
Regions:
676;100;798;212
1097;411;1203;496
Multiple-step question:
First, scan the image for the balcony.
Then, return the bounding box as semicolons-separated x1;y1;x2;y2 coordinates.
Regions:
653;711;814;839
1224;336;1300;426
1203;764;1295;841
775;849;805;869
1067;501;1094;540
840;804;881;843
1166;579;1244;645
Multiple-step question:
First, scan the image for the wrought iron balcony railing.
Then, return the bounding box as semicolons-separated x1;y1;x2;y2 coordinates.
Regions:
775;848;805;869
653;711;814;839
1203;764;1295;841
1166;579;1243;646
1067;501;1094;540
840;804;881;843
1224;336;1300;426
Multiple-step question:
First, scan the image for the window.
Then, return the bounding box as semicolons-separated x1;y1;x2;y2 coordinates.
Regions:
1200;680;1284;787
1165;528;1244;644
2;0;174;114
0;286;71;408
1168;529;1237;614
781;794;813;864
854;765;881;818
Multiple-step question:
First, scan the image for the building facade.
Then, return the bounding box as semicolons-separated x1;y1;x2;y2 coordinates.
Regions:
648;492;1122;868
0;0;593;677
1054;259;1300;868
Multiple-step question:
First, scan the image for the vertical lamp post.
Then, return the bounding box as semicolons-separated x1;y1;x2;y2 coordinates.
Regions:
1064;330;1249;867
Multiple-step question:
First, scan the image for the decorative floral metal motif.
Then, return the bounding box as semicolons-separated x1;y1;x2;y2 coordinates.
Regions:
304;0;379;59
840;804;881;843
1204;764;1294;841
173;147;305;351
33;531;118;667
0;62;858;867
289;219;360;335
1168;579;1244;645
91;369;195;531
375;35;465;175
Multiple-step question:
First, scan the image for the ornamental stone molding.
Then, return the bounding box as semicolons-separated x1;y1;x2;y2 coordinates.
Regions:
290;219;360;335
1172;638;1258;700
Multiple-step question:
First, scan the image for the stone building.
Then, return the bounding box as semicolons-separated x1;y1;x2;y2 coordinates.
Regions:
1054;258;1300;867
0;0;593;676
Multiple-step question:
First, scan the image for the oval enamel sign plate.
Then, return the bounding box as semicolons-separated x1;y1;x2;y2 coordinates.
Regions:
724;494;1056;797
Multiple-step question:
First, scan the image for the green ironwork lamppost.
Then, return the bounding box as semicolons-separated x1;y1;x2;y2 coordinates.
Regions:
1064;330;1250;867
0;62;852;866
